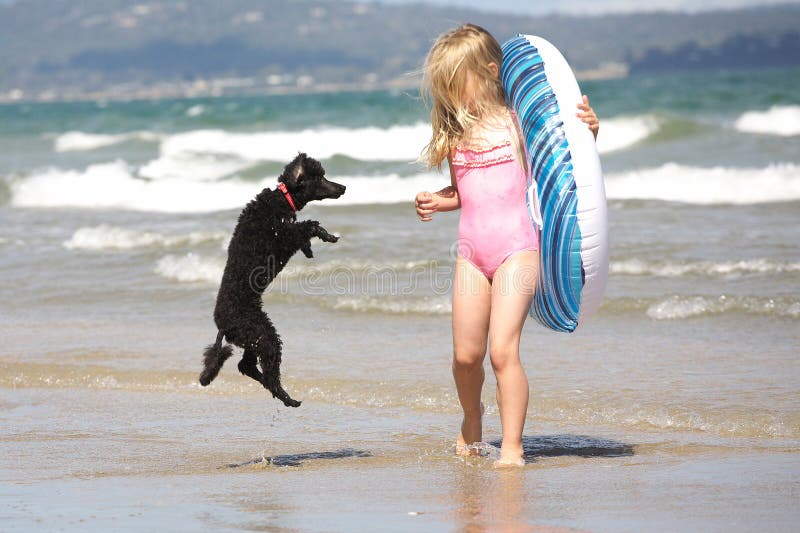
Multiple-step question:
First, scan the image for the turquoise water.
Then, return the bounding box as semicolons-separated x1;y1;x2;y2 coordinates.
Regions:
1;68;799;531
2;68;798;134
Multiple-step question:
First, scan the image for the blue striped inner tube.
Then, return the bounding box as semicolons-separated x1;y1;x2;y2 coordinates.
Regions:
501;36;583;333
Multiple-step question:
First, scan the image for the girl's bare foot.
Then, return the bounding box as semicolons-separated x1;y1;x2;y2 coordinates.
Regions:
455;402;485;456
493;443;525;467
492;453;525;468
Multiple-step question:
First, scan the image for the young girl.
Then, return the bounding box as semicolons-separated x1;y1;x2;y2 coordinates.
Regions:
415;24;599;467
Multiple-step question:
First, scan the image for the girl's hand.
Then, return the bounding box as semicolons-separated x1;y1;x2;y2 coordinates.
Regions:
577;94;599;139
415;191;438;222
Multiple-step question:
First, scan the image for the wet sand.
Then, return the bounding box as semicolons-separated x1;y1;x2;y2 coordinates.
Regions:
2;383;798;532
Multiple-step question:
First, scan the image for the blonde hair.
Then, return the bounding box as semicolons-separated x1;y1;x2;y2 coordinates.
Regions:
421;23;506;169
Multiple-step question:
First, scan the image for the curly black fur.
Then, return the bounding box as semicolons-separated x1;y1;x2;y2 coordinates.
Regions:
199;153;345;407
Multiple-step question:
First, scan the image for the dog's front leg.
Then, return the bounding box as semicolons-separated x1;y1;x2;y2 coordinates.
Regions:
299;220;339;244
292;221;317;258
315;225;338;243
296;221;338;259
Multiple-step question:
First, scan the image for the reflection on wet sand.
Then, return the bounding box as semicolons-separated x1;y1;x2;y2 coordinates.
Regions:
453;466;583;533
450;433;634;531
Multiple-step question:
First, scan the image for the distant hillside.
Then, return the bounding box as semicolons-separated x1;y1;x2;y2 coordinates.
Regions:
629;31;800;74
1;0;799;100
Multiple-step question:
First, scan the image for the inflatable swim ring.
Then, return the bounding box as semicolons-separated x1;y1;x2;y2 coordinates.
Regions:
501;35;609;332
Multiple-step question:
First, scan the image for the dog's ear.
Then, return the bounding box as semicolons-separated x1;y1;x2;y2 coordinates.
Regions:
279;153;307;186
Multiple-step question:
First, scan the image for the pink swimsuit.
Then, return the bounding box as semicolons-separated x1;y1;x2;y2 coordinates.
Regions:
451;123;539;281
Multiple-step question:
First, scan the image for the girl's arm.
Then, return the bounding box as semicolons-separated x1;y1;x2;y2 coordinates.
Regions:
415;155;460;222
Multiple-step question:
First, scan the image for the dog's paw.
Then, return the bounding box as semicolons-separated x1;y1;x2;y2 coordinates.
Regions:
318;230;339;243
301;243;314;258
283;398;302;408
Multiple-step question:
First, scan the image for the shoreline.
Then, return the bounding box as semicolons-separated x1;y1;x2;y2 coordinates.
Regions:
1;77;420;106
0;65;630;106
7;63;800;106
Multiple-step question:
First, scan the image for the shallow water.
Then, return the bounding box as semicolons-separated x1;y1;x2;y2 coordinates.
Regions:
2;68;800;531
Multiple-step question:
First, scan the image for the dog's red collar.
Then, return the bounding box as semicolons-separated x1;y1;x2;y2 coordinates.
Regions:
277;182;297;211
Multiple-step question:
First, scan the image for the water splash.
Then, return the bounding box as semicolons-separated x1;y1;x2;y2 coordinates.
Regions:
453;441;501;463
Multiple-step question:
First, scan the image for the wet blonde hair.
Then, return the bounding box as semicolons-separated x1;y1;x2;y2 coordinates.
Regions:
421;23;506;169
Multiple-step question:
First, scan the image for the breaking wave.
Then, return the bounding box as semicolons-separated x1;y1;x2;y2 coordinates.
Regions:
611;258;800;278
604;162;800;204
734;105;800;137
645;295;800;320
595;114;661;153
7;160;444;212
154;253;225;283
64;225;227;250
54;131;163;152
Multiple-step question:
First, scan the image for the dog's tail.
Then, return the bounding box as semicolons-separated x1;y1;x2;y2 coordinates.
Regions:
199;330;233;386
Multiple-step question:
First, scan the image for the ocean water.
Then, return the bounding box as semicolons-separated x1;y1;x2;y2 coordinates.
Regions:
1;68;799;531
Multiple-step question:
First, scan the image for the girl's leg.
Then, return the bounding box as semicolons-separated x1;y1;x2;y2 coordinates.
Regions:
488;250;538;465
452;257;492;450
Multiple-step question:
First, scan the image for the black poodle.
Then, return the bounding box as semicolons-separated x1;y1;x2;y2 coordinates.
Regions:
199;153;345;407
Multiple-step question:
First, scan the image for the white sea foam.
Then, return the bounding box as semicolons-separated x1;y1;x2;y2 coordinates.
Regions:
54;131;162;152
327;295;452;315
646;295;800;320
157;123;429;163
154;253;225;283
132;115;653;180
605;162;800;204
153;252;439;287
136;124;431;180
595;115;660;154
53;112;653;176
535;396;799;438
279;259;435;278
734;105;800;137
63;225;227;250
8;160;445;212
611;258;800;278
317;173;443;206
9;161;260;212
138;153;254;181
185;104;205;117
11;160;800;212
